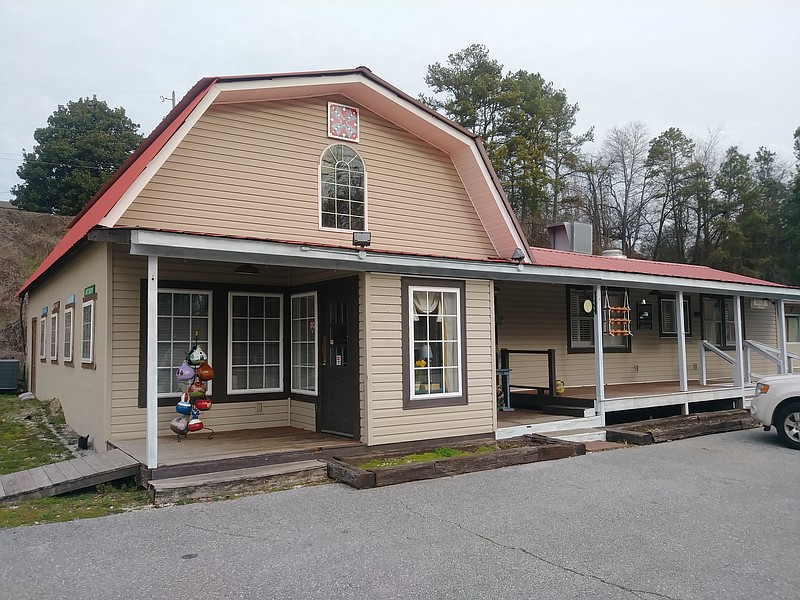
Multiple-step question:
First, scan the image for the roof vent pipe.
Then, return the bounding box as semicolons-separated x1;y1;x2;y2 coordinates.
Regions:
601;248;627;259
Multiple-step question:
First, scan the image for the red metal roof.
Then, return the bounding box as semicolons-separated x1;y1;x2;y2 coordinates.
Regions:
17;78;218;297
530;247;787;288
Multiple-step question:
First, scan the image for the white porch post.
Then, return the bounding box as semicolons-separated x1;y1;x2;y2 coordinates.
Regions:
593;285;606;426
733;295;745;407
146;255;159;469
776;299;788;374
676;291;688;393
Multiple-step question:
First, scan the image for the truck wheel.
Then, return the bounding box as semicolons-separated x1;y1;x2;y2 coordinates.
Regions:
774;402;800;450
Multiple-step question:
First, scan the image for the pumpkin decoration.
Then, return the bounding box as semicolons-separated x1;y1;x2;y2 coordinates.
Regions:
195;398;212;412
196;361;214;381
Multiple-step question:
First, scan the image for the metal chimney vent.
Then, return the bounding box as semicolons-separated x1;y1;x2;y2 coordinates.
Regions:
547;222;593;254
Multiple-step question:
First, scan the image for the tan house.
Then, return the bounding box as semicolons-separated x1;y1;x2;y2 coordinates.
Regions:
18;68;800;471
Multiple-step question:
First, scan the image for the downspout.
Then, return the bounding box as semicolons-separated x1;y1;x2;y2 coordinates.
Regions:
19;293;27;390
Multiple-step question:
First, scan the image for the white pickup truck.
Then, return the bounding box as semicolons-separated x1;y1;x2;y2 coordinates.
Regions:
750;374;800;450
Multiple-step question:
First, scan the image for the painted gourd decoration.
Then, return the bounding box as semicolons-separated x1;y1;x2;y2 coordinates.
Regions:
176;395;192;415
195;398;212;412
188;380;206;398
187;418;204;432
196;361;214;381
175;360;196;382
170;416;188;435
188;345;207;366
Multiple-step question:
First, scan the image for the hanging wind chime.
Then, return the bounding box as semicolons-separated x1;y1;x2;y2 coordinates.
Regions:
603;289;633;337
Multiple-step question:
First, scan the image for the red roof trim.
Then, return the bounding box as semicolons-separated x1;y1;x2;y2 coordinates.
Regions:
17;78;218;297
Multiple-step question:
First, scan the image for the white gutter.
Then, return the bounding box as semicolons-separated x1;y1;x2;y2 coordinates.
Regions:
127;229;800;301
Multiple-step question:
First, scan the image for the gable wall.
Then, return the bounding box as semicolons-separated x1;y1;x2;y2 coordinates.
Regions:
116;98;497;260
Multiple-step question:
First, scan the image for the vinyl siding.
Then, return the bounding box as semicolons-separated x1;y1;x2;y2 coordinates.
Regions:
497;282;783;388
27;242;110;446
363;273;495;446
116;98;497;260
289;399;316;432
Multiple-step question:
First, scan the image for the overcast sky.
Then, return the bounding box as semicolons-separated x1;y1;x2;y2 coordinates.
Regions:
1;0;798;200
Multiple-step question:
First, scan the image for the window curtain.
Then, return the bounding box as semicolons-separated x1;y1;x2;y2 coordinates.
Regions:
413;291;439;321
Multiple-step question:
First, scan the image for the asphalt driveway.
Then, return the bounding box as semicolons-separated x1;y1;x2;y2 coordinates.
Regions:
0;428;797;600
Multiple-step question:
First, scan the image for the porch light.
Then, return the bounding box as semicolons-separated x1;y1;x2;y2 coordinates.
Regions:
511;248;525;262
353;231;372;247
234;263;260;275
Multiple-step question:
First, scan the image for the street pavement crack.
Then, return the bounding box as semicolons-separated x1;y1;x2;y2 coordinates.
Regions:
395;498;682;600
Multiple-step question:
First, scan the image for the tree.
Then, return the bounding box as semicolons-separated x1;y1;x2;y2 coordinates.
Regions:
11;97;142;215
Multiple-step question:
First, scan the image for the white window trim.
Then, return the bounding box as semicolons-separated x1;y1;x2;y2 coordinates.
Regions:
63;307;74;363
290;291;318;396
38;316;46;360
227;292;284;395
408;285;463;400
49;313;58;361
568;288;629;351
318;143;368;233
81;299;95;364
786;314;800;343
660;297;692;337
157;288;213;399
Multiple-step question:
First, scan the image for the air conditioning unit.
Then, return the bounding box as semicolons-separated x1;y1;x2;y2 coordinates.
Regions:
0;360;19;391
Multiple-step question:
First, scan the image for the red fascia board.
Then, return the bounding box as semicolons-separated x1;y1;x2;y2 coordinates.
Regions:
17;79;218;297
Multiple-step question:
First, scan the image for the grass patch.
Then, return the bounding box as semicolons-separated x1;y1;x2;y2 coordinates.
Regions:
358;445;497;469
0;395;74;475
0;480;150;529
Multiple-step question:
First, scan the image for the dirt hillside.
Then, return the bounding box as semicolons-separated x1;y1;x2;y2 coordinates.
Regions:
0;205;70;363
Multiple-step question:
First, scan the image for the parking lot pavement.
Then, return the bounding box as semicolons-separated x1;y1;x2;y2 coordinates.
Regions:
0;428;797;600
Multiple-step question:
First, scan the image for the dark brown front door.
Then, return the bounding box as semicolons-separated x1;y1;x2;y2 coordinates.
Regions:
318;278;359;438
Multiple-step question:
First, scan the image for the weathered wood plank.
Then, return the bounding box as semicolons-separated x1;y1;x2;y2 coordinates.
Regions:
605;428;654;446
2;471;36;497
28;467;52;490
55;461;82;481
41;463;68;486
0;475;5;498
328;458;375;490
0;474;22;497
68;457;97;478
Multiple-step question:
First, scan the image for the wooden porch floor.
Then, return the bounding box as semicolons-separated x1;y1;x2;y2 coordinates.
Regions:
560;379;740;401
497;410;575;428
110;426;361;469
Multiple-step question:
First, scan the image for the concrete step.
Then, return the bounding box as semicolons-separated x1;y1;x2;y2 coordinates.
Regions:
148;459;328;506
540;428;607;443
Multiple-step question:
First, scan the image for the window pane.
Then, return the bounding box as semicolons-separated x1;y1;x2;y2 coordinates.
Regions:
232;295;247;317
249;319;264;341
231;367;247;390
232;342;247;365
249;366;264;389
173;294;190;316
156;291;210;396
232;318;247;341
191;294;208;317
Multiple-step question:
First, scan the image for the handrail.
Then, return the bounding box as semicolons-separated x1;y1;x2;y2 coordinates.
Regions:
499;348;557;397
698;340;735;386
743;339;800;376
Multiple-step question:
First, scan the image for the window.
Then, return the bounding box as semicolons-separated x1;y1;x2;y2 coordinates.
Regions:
63;307;74;363
81;300;95;364
319;144;365;231
229;293;282;394
701;296;737;349
157;290;211;396
49;313;58;361
291;293;317;394
39;315;46;361
660;297;692;337
567;287;630;352
403;280;467;408
787;315;800;343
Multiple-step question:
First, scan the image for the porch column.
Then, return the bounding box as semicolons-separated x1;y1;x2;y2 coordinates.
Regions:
676;290;688;393
733;296;745;407
776;299;788;374
593;285;606;425
146;255;159;469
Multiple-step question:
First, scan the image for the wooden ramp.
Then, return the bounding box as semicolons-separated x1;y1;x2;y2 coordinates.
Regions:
0;449;139;503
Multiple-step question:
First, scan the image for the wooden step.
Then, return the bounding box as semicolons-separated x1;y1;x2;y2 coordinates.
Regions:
147;459;328;505
542;405;596;418
0;449;139;503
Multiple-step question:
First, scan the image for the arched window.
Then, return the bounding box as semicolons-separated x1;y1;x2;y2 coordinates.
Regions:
319;144;365;231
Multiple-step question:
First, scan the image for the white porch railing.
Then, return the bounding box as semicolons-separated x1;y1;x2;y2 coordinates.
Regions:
743;339;800;379
698;340;736;386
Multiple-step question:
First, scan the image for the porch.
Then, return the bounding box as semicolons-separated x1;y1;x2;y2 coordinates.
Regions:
109;426;362;480
496;379;754;439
